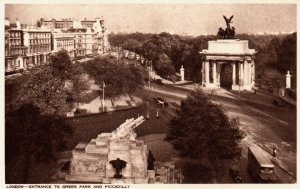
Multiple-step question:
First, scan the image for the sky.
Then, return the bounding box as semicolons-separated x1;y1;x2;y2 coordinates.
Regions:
5;4;297;35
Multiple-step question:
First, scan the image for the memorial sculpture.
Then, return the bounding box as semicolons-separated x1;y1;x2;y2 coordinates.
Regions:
201;16;256;91
110;158;127;178
217;15;235;39
65;116;154;184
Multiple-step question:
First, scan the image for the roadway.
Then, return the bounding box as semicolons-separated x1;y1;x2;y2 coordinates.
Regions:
68;82;296;183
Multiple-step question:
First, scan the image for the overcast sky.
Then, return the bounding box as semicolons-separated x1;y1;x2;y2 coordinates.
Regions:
5;4;296;35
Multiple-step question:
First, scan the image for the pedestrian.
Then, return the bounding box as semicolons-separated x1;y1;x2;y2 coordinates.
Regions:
272;147;277;157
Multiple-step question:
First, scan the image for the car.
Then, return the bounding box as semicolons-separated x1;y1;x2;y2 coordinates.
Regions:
229;165;243;183
273;99;283;108
156;97;168;107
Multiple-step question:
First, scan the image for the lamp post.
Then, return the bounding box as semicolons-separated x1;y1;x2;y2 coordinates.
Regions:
102;81;105;112
148;65;151;88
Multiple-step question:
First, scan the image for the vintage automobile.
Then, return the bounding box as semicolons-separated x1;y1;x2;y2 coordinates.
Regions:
155;97;168;107
229;165;243;183
247;145;277;183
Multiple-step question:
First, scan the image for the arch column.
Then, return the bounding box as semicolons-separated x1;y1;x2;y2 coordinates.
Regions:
232;62;236;85
212;61;217;84
239;62;244;86
244;60;249;85
205;60;210;85
251;59;255;85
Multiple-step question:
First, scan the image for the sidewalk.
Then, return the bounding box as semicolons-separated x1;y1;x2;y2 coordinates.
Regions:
149;70;191;85
73;95;143;115
278;88;296;106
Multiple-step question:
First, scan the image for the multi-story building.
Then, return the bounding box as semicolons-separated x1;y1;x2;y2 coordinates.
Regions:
5;29;28;72
68;28;94;56
22;29;52;67
38;18;73;30
5;19;28;72
52;32;75;57
92;17;110;54
4;17;111;73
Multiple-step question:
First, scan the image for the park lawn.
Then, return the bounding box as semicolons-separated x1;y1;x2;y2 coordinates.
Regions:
66;103;172;150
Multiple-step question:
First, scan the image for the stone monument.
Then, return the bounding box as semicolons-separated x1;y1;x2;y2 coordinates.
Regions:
200;16;256;91
285;70;291;89
65;116;153;184
180;65;185;81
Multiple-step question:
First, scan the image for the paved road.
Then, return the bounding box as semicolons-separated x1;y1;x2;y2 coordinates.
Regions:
68;82;296;183
147;83;296;183
67;88;182;150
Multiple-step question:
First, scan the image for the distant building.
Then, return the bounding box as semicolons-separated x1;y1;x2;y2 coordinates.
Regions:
38;18;73;30
5;29;28;72
22;29;52;67
5;17;110;73
52;32;75;57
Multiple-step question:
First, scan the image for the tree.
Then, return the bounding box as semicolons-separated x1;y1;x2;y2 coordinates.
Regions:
17;66;70;115
15;50;89;115
165;89;244;181
49;49;73;80
5;103;73;183
67;64;90;109
123;64;144;100
83;56;143;106
154;53;176;79
181;159;214;183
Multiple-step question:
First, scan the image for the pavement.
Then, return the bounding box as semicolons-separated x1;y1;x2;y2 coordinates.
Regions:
149;70;192;85
75;95;143;114
278;88;296;106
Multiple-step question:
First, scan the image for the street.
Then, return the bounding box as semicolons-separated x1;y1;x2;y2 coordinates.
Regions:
67;82;296;183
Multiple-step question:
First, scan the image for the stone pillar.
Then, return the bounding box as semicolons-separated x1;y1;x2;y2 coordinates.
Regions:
180;65;185;81
205;61;210;84
6;60;11;72
251;59;255;85
217;64;220;85
19;58;24;69
43;53;46;63
232;62;236;85
23;57;27;69
212;62;217;83
244;60;248;85
239;62;244;86
34;55;38;65
202;61;205;85
286;71;291;89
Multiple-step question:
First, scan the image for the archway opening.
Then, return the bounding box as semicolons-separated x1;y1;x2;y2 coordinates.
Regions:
220;63;233;89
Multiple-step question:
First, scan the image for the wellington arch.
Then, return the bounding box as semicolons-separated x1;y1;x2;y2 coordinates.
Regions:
200;39;257;91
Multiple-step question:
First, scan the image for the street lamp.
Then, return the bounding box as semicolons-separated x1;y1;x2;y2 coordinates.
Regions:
146;101;150;119
148;65;151;88
102;81;105;112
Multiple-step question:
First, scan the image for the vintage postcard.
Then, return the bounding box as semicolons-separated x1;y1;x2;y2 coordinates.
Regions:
2;0;298;188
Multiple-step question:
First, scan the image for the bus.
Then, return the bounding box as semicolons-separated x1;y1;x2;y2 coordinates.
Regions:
247;145;277;182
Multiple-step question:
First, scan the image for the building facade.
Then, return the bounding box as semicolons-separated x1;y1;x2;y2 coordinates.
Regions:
5;29;28;72
5;17;110;73
22;29;52;68
52;32;75;57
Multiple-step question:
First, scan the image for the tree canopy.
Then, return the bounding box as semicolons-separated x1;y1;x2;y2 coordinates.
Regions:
83;56;144;104
13;50;89;115
109;32;297;82
165;88;244;161
5;103;73;183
